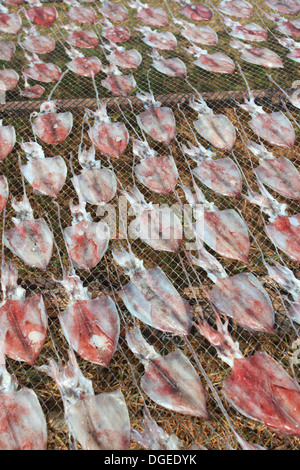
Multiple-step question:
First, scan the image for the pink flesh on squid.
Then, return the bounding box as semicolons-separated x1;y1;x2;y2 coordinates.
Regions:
67;6;96;24
193;157;242;197
24;62;62;83
126;326;208;418
66;30;99;49
60;296;119;366
249;112;295;148
254;157;300;200
0;175;8;212
0;40;15;61
72;168;117;205
137;106;176;145
0;271;47;365
20;84;45;99
198;208;250;264
218;0;253;18
228;23;267;42
194;52;235;74
64;220;109;271
231;42;283;68
21;157;67;199
67;57;102;77
0;376;47;449
181;25;218;45
180;3;213;21
141;30;177;51
130;207;183;253
135;155;178;194
101;74;136;97
266;0;300;15
109;49;142;69
136;7;169;26
32;110;73;145
118;266;192;335
100;2;128;22
276;19;300;38
152;55;186;77
0;69;19;90
193;114;236;151
89;121;128;158
209;273;275;333
102;25;131;43
0;121;16;162
25;6;57;27
22;34;55;54
265;213;300;262
223;352;300;437
5;218;54;270
0;13;22;34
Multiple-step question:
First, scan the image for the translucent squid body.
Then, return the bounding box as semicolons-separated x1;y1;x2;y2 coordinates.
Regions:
184;183;250;264
238;65;295;148
246;140;300;200
32;101;73;145
63;199;110;271
132;138;178;194
180;140;242;197
222;17;267;42
0;356;47;449
136;26;177;51
191;242;275;333
129;0;169;26
150;49;187;77
0;68;19;91
86;102;129;158
25;0;58;27
186;45;235;74
39;351;130;449
113;247;191;335
56;270;119;366
126;326;209;418
0;38;15;61
175;0;213;21
265;260;300;324
173;18;218;46
21;26;55;54
189;96;236;151
4;194;54;270
104;42;142;70
0;175;8;213
0;6;22;34
218;0;254;18
196;315;300;436
101;18;131;43
64;23;99;49
230;39;283;68
136;91;177;145
246;184;300;262
124;186;183;253
98;1;128;22
24;53;62;83
20;141;67;198
65;47;102;78
0;119;16;162
101;63;136;97
0;261;48;365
